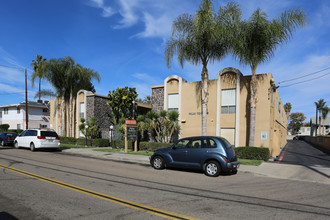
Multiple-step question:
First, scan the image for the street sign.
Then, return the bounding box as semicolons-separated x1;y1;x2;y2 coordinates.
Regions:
126;120;137;125
127;126;137;141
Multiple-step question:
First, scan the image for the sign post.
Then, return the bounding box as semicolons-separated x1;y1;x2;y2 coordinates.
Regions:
125;120;138;153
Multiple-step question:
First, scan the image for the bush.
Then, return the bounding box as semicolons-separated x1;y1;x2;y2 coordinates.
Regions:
139;142;173;152
92;138;109;147
0;124;10;131
77;138;92;146
8;129;23;134
235;146;270;161
60;136;77;144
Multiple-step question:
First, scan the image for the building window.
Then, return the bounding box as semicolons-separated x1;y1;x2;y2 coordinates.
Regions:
43;108;48;113
4;108;8;115
17;107;20;114
17;124;21;129
221;89;236;114
40;124;47;128
168;93;179;112
80;102;85;118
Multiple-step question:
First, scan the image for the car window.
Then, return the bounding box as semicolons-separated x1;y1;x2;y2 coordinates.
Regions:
201;138;217;148
190;139;202;149
219;137;232;149
173;139;190;149
41;131;58;137
6;133;17;137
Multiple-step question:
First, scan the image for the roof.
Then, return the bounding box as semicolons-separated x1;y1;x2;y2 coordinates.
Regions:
0;101;49;109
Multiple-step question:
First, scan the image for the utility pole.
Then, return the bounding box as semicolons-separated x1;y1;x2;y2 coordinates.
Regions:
25;68;28;129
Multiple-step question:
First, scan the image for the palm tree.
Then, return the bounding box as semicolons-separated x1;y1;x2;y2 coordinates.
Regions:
284;102;292;119
314;99;326;136
233;9;306;146
44;57;100;136
322;106;329;135
31;55;47;101
165;0;241;136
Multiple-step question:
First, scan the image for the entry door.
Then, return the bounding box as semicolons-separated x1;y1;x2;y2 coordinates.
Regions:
221;128;235;145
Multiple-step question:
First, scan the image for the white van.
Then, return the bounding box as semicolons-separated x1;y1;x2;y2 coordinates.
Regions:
14;129;60;151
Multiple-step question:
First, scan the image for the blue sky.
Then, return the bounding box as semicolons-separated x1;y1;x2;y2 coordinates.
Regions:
0;0;329;121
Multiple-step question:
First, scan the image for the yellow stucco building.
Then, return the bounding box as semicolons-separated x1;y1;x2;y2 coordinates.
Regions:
152;67;287;157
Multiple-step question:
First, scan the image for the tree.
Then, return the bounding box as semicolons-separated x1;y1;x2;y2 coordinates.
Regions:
233;8;306;146
314;99;326;136
142;110;179;143
289;112;306;135
44;57;100;136
107;87;138;125
136;95;152;105
79;117;99;139
31;55;47;101
165;0;241;136
284;103;292;119
321;106;329;135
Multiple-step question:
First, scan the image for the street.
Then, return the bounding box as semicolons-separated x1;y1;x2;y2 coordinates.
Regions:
1;147;330;220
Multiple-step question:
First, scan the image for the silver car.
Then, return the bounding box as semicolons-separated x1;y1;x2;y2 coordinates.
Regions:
14;129;60;151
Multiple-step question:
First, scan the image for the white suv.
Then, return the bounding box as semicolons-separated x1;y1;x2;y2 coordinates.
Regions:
14;129;60;151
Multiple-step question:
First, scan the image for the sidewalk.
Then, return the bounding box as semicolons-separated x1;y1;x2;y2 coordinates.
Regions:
60;147;330;185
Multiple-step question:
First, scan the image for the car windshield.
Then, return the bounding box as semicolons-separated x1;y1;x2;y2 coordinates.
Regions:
41;131;58;137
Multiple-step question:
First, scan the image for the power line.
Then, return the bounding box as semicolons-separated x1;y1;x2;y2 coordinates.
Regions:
279;56;330;84
0;92;25;95
0;64;24;71
278;67;330;84
279;72;330;88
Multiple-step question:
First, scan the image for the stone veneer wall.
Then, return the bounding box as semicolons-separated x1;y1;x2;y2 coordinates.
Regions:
152;87;164;113
86;95;112;139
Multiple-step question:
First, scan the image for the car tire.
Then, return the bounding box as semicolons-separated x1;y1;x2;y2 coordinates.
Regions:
30;143;36;152
14;142;19;149
204;160;221;177
152;156;165;170
0;140;4;146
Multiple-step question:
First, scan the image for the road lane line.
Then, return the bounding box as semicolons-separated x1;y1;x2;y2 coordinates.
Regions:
0;163;198;220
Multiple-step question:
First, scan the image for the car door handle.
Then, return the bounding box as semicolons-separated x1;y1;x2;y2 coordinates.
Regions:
205;150;208;152
184;150;188;153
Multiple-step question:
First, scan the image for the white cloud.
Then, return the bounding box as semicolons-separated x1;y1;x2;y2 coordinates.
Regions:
133;13;172;38
88;0;115;17
113;0;139;29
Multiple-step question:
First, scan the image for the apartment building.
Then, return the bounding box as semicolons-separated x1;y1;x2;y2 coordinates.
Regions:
152;67;287;157
0;101;50;130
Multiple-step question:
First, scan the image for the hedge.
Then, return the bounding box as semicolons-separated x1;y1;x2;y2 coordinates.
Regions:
60;136;77;144
0;124;10;131
235;147;270;161
8;129;23;134
139;142;173;152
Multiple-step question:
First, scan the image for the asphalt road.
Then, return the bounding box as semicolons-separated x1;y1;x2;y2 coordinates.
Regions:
1;147;330;220
280;140;330;167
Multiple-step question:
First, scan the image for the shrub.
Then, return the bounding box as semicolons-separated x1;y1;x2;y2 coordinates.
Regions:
139;142;173;152
92;138;109;147
77;137;92;146
235;146;270;161
8;129;23;134
60;136;77;144
0;124;10;131
111;140;133;149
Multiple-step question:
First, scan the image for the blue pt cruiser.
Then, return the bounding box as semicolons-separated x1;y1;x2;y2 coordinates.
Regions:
150;136;240;177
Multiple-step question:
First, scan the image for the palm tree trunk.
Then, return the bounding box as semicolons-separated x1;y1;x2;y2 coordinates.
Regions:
61;97;66;136
201;62;209;136
249;67;258;147
315;108;318;136
69;91;73;137
38;78;41;101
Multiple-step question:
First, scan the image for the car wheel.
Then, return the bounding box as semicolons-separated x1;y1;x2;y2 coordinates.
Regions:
0;140;4;146
204;160;221;177
152;156;165;170
14;142;19;149
30;143;36;152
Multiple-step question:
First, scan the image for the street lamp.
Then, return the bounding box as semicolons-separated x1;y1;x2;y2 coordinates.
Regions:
85;125;89;147
109;125;114;148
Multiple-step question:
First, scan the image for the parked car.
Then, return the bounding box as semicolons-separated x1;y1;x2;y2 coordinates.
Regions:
14;129;60;151
150;136;240;177
0;132;18;146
